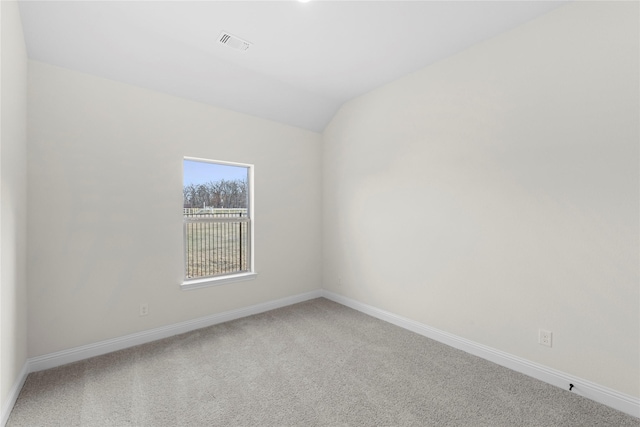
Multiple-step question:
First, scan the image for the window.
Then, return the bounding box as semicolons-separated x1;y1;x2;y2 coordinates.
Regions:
182;157;255;289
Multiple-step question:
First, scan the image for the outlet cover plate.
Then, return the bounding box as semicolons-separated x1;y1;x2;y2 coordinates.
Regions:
539;329;552;347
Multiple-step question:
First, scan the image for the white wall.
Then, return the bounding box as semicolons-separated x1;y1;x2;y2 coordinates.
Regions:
27;61;322;357
0;0;28;414
322;1;639;397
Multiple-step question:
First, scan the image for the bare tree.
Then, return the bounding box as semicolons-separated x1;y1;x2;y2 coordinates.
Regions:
183;179;247;209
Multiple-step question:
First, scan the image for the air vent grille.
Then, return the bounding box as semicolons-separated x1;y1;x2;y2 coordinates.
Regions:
218;31;251;51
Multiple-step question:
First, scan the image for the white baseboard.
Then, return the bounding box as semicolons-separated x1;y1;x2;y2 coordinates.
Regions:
321;290;640;419
28;290;323;373
1;363;29;427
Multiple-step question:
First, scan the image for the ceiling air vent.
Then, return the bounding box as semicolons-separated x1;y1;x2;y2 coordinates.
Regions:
218;31;251;52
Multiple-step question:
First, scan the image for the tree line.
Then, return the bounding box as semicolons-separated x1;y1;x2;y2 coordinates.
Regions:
183;179;248;209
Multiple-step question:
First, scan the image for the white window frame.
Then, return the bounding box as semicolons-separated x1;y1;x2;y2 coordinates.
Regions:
181;157;256;290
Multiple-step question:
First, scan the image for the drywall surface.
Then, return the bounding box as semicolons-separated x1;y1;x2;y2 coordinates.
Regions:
27;61;322;357
322;1;639;397
1;0;28;411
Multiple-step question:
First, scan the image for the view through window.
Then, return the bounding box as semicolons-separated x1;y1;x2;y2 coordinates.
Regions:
183;158;252;281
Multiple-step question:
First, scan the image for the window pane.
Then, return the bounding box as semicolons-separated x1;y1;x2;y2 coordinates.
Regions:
183;160;248;211
183;159;250;280
184;221;249;278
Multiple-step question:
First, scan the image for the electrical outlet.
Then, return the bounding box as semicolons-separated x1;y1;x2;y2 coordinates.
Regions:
139;303;149;316
539;329;552;347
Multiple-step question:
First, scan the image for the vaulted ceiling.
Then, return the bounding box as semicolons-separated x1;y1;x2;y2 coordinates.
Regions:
18;1;568;132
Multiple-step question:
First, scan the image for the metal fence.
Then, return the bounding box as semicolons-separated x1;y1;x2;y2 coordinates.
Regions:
184;209;249;279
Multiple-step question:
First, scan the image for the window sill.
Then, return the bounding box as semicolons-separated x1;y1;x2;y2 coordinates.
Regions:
181;272;257;291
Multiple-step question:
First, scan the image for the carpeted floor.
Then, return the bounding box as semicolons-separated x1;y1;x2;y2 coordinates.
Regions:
7;298;639;426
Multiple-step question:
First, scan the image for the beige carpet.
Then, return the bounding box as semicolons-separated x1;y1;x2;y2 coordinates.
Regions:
7;298;639;426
